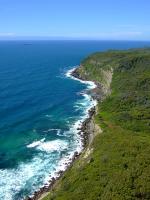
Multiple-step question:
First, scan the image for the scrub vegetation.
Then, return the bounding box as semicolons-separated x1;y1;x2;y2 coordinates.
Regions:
43;48;150;200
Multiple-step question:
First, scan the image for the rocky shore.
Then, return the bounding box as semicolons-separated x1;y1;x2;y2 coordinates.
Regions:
25;67;102;200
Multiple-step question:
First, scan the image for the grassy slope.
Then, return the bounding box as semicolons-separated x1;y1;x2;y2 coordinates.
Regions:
43;49;150;200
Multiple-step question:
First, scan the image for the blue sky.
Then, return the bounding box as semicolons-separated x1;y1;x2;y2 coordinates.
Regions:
0;0;150;40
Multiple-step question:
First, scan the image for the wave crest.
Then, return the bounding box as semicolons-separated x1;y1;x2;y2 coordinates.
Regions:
27;139;68;153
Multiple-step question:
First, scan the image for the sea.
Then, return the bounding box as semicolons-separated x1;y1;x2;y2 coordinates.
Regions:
0;40;150;200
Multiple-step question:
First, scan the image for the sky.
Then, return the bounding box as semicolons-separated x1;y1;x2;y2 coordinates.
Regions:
0;0;150;40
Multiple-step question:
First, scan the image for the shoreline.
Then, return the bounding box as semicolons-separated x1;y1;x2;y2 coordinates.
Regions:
25;66;100;200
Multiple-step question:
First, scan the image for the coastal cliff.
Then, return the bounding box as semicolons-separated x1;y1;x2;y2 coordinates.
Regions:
41;48;150;200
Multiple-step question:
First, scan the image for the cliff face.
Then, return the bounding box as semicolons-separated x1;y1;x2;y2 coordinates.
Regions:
42;48;150;200
72;66;113;101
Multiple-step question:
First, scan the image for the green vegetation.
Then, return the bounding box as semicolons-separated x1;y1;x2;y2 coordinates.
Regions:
43;48;150;200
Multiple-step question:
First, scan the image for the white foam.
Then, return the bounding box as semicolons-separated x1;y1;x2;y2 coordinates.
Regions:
0;149;74;200
65;67;76;78
66;67;97;90
65;67;97;145
27;139;68;153
27;138;45;148
37;140;68;152
43;128;61;134
0;137;75;200
66;67;97;122
74;93;97;114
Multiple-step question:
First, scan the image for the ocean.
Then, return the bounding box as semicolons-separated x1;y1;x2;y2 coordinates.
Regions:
0;40;150;200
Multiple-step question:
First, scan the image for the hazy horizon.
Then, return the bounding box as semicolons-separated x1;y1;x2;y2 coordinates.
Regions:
0;37;150;42
0;0;150;41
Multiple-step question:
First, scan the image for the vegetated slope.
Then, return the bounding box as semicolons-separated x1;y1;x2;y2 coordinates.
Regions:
43;48;150;200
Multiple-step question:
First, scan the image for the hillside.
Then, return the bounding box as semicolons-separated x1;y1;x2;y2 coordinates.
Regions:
42;48;150;200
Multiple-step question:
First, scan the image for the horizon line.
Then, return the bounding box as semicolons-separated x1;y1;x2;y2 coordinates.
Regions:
0;38;150;42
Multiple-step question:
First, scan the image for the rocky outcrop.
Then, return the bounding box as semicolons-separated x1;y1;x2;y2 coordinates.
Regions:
72;66;113;101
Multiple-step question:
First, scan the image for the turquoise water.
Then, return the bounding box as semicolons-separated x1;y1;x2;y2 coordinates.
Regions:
0;40;150;200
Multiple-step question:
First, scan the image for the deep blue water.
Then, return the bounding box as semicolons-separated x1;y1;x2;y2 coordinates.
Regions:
0;40;150;200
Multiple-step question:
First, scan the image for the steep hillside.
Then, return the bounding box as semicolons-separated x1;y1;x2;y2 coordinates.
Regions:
42;48;150;200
